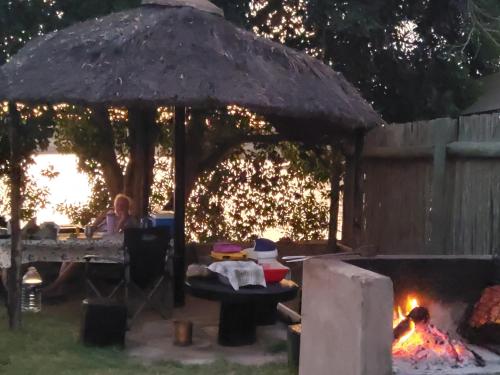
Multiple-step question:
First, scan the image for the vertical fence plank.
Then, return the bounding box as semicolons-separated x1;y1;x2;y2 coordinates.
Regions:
428;119;457;253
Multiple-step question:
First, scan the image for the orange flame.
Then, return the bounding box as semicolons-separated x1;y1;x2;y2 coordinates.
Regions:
392;295;475;366
393;295;419;328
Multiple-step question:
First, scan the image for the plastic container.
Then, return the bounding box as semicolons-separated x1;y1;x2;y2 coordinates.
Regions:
211;251;247;261
254;238;277;252
213;242;242;253
106;212;116;234
151;211;174;228
21;267;42;313
245;248;278;261
261;262;289;283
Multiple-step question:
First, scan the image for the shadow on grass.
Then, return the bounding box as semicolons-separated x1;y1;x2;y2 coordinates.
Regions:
0;310;292;375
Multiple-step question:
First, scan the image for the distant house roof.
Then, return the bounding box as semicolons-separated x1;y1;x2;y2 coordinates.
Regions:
462;72;500;115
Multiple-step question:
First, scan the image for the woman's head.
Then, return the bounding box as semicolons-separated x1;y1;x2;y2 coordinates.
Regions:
114;194;132;216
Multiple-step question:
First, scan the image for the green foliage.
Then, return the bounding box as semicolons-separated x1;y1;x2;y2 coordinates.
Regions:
0;0;62;64
300;0;500;122
55;164;109;226
0;173;51;221
0;0;59;220
0;106;54;174
0;0;142;65
0;106;54;220
187;143;329;242
150;153;174;211
241;0;500;122
56;0;141;25
211;0;250;27
53;105;174;224
53;106;129;171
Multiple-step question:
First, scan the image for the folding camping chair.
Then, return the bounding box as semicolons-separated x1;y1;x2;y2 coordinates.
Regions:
84;227;173;325
123;227;173;323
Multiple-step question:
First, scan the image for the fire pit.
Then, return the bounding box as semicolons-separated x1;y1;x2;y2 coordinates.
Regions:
300;255;500;375
391;295;485;373
349;255;500;375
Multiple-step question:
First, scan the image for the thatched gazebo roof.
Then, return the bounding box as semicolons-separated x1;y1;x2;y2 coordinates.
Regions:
2;0;381;133
1;0;381;311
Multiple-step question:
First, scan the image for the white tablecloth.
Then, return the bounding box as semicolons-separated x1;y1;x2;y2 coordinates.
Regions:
0;234;124;268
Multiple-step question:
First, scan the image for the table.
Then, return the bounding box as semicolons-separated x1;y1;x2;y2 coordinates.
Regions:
0;234;124;268
186;276;298;346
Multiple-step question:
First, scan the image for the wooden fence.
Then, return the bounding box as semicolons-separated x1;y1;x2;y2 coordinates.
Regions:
352;113;500;255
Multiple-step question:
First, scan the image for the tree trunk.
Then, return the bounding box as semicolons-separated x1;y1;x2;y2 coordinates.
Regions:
90;106;124;199
125;106;159;216
328;151;342;251
7;102;22;330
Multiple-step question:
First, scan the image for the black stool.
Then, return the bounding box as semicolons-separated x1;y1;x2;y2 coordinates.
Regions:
80;298;127;347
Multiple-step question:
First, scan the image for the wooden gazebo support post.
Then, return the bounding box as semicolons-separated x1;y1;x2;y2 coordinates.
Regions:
173;106;186;307
342;131;365;249
352;132;365;248
7;102;23;329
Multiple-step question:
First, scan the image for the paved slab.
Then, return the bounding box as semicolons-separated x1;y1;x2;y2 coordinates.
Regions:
126;296;289;365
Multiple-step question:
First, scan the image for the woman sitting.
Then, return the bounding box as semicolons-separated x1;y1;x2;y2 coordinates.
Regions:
91;194;139;234
43;194;138;298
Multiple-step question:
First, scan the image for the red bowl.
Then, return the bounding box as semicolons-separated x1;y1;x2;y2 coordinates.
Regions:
262;263;289;283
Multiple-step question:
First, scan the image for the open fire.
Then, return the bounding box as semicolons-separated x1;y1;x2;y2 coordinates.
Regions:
392;295;483;369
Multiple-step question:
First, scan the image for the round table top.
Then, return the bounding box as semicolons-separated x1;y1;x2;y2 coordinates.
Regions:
186;276;299;304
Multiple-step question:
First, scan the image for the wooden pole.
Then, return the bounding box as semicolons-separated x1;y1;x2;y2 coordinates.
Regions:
342;138;356;248
7;102;22;329
173;106;186;307
352;132;365;248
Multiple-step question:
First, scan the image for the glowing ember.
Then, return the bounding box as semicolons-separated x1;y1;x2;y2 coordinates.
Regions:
392;296;479;369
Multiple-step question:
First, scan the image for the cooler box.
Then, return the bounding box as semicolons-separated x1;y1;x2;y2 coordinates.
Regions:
151;211;174;228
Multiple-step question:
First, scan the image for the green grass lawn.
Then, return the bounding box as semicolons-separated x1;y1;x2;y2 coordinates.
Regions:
0;309;292;375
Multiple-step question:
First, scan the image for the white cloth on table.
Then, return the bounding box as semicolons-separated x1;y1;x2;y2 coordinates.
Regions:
208;261;266;291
